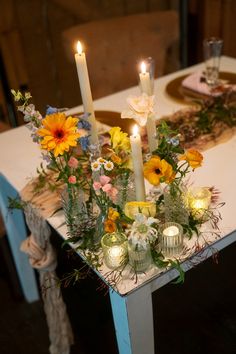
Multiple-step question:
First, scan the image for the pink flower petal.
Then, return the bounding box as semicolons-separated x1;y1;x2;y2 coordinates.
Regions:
68;175;76;184
102;183;112;192
93;181;102;190
100;175;111;185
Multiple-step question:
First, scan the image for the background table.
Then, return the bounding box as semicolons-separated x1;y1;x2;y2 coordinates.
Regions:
1;56;236;354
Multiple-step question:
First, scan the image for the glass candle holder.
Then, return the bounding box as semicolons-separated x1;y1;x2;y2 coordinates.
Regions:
101;232;128;270
188;187;212;219
160;222;183;257
203;37;223;87
128;241;152;273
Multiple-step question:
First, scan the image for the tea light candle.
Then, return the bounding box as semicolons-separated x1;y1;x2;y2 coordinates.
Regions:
130;125;146;201
163;225;179;236
75;41;98;145
101;232;128;269
162;225;179;247
161;222;183;256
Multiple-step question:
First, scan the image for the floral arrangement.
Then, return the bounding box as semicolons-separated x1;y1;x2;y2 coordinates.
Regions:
11;89;224;286
163;88;236;149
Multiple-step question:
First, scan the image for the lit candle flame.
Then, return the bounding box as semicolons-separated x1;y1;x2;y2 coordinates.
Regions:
76;41;83;54
133;124;139;136
141;61;146;74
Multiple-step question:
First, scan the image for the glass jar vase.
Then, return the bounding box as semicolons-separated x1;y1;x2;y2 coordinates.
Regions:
163;184;189;225
93;205;108;245
61;184;87;237
128;241;152;272
115;172;135;209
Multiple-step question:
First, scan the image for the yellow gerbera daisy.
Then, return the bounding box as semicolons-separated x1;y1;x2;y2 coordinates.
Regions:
143;155;175;186
37;113;80;157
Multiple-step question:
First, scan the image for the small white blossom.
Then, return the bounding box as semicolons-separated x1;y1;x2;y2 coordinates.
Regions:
11;89;22;101
91;161;101;171
104;161;114;171
97;157;106;164
25;92;32;100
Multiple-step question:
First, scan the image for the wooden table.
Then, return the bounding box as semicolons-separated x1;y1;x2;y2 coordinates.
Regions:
1;56;236;354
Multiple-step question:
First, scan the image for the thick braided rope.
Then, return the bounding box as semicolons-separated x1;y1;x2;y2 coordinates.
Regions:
21;204;74;354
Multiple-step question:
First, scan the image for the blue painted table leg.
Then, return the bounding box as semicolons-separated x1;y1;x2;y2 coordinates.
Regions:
109;285;155;354
0;174;39;302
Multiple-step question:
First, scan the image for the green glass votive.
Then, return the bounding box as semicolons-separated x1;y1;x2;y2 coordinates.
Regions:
101;232;128;270
160;222;183;257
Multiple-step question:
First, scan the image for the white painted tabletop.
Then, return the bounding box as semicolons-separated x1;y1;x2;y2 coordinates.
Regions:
1;56;236;295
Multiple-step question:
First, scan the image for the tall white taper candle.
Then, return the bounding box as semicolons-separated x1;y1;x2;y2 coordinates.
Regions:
139;61;152;95
130;125;146;201
139;61;157;152
75;41;98;145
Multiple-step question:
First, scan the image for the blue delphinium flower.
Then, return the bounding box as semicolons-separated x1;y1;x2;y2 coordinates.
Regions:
78;119;91;131
79;136;90;151
166;137;179;147
46;105;58;115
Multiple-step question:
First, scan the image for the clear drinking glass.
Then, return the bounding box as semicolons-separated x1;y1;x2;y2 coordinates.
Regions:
203;37;223;87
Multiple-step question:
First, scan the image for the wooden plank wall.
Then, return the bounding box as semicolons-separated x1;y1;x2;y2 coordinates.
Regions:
190;0;236;63
0;0;179;123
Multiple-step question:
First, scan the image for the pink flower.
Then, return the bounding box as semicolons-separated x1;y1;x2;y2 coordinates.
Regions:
68;175;76;184
102;183;112;193
68;156;79;168
93;181;102;190
107;187;118;201
99;175;111;185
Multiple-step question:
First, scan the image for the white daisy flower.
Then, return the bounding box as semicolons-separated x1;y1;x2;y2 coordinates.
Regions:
104;161;114;171
97;157;106;164
91;161;101;171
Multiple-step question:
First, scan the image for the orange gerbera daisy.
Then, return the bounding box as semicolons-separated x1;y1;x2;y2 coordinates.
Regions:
143;155;175;186
37;113;80;157
178;149;203;169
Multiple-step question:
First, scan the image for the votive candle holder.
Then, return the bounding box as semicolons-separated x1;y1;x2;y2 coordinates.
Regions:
188;187;211;219
101;232;128;270
160;222;183;257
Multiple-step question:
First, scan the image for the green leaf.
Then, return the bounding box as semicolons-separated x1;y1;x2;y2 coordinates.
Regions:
169;259;185;284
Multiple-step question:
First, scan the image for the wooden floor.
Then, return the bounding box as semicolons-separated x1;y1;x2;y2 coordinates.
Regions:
0;232;236;354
